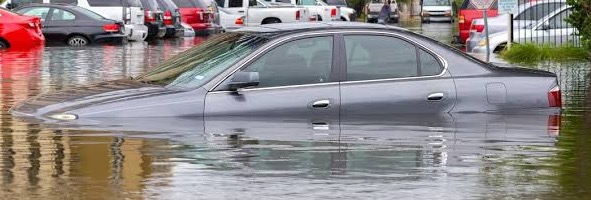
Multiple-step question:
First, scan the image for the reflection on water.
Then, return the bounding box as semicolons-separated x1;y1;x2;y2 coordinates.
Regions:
1;37;591;199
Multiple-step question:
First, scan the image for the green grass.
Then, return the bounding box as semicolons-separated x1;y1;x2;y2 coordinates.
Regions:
500;43;590;65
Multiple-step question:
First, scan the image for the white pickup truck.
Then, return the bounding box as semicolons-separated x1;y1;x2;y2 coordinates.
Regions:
265;0;338;21
217;0;312;26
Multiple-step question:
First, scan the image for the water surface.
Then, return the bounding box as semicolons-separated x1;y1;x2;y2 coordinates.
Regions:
1;32;591;199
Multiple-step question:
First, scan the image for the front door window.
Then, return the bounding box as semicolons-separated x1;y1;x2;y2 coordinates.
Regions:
242;36;334;88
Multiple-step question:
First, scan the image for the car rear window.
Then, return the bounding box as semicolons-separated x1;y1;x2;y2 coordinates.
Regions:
140;0;161;10
171;0;208;8
460;0;497;9
514;2;565;21
87;0;142;7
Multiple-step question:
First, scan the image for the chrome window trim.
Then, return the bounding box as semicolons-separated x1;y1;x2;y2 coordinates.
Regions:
208;82;340;94
208;30;449;92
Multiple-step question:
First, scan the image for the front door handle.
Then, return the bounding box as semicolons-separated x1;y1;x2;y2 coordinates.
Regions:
427;93;444;101
312;100;331;108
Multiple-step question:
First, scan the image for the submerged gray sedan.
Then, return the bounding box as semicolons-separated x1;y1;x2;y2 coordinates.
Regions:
11;22;561;121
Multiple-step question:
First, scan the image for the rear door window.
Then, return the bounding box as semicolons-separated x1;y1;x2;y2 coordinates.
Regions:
344;35;419;81
228;0;243;7
50;8;76;20
547;9;572;29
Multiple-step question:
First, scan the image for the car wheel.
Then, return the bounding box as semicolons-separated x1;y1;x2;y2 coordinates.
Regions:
67;36;89;46
0;40;8;49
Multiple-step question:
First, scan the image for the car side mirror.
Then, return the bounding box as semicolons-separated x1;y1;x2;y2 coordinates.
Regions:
228;71;259;91
6;3;13;9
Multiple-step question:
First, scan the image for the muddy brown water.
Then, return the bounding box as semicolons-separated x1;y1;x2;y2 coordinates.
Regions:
1;24;591;199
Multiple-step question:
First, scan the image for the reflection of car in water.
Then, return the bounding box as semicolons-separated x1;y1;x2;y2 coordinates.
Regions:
420;0;452;23
28;113;560;176
365;0;398;23
11;22;561;122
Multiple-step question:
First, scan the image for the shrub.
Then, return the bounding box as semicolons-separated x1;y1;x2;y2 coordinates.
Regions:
566;0;591;59
500;43;589;64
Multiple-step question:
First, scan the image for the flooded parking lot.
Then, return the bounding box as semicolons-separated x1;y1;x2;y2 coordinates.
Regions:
1;22;591;199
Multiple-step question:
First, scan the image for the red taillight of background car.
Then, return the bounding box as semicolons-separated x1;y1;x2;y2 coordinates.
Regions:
164;10;173;25
145;11;156;23
296;10;301;21
548;85;562;108
102;24;120;33
471;24;484;32
330;8;337;17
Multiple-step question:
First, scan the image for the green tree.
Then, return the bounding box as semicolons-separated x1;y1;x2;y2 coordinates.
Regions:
567;0;591;59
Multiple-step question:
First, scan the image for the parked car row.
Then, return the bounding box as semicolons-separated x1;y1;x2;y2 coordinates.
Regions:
0;0;358;49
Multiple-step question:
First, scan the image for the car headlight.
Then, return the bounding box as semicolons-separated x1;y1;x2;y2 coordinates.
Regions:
48;113;78;121
478;39;488;47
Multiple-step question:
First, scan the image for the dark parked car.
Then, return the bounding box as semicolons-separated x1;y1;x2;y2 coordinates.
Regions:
10;22;561;121
156;0;185;37
139;0;167;40
15;4;126;46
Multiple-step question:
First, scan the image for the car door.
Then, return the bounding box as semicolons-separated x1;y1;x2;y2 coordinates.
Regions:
45;8;76;43
204;35;340;119
339;33;456;116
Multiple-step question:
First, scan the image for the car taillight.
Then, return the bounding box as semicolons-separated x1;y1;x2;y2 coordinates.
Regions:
330;8;337;17
164;10;173;25
471;24;484;32
145;11;156;23
296;10;300;21
102;24;120;33
459;14;465;24
548;85;562;108
235;17;244;25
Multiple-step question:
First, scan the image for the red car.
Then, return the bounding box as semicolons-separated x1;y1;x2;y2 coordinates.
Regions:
0;7;44;49
457;0;498;44
171;0;219;35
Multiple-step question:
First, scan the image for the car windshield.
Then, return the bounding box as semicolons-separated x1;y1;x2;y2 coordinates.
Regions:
325;0;346;6
135;33;269;89
70;6;107;19
423;0;450;6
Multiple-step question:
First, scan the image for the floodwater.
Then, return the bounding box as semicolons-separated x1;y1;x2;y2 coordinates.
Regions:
1;23;591;199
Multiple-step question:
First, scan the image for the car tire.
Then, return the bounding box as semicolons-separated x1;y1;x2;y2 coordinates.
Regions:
0;40;8;49
67;35;90;46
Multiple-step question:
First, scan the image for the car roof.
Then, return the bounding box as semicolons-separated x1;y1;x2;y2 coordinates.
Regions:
15;3;78;9
236;21;408;37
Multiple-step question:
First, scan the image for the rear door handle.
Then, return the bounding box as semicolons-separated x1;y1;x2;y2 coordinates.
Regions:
427;93;444;101
312;100;330;108
238;10;245;13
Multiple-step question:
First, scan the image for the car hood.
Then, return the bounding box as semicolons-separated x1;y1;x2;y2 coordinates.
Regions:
422;6;451;12
10;79;179;118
